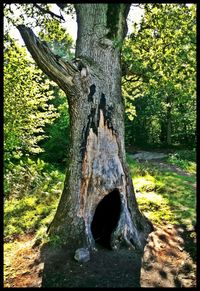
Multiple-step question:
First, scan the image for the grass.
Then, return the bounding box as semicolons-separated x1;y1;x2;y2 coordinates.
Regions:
4;151;196;285
4;158;65;243
126;154;196;230
4;152;196;243
165;149;196;174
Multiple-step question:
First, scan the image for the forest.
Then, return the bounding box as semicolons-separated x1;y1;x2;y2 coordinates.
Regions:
4;3;196;288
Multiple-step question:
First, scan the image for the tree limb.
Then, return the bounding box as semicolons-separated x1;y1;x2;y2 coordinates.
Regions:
33;4;65;22
17;25;79;96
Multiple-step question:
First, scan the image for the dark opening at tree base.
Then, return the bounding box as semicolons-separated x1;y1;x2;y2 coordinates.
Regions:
91;189;121;249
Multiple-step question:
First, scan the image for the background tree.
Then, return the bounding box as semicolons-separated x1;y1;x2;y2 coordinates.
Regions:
4;33;58;164
37;18;75;166
122;4;196;148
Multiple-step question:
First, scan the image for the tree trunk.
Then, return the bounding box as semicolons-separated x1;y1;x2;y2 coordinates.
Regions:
18;4;152;253
160;96;172;146
166;96;172;146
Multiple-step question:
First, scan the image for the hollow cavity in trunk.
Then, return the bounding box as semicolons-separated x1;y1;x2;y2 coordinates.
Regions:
91;189;121;249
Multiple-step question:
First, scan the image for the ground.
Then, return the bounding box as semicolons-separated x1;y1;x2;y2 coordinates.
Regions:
4;154;196;288
4;223;196;288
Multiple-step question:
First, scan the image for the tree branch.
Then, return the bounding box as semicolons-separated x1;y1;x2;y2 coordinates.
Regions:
17;25;79;96
33;4;65;22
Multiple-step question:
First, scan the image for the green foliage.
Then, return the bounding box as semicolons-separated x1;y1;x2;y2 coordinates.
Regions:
36;20;73;166
123;4;196;148
4;158;64;242
4;35;58;163
39;98;70;166
38;17;75;61
166;149;196;174
37;16;73;166
4;3;75;60
4;3;74;30
4;5;74;245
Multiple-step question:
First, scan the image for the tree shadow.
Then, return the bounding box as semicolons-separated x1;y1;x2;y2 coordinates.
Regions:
141;224;196;288
174;224;196;261
28;221;196;288
40;242;144;287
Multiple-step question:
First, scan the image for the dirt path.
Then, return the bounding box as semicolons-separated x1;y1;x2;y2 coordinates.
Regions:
149;160;193;177
4;234;43;288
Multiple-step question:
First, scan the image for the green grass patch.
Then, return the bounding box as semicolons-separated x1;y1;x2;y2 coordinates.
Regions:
127;154;196;229
4;158;64;242
166;149;196;174
4;153;196;242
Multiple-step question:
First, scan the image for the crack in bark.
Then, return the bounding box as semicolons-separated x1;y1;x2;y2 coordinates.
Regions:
88;84;96;102
81;91;116;161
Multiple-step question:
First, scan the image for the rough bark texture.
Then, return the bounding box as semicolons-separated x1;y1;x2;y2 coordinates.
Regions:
18;4;153;253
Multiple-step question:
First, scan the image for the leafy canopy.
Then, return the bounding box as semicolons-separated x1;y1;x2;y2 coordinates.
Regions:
4;34;58;162
122;4;196;146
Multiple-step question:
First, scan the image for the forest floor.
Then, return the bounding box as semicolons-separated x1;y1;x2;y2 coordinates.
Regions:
4;154;196;288
4;224;196;288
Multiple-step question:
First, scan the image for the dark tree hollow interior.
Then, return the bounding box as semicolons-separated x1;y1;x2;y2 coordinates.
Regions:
91;189;121;249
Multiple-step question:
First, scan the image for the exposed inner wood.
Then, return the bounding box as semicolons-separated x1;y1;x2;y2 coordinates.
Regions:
79;109;143;250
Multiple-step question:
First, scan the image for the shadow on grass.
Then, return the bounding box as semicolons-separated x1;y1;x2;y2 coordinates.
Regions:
132;161;196;260
155;172;196;262
175;224;196;261
127;159;196;287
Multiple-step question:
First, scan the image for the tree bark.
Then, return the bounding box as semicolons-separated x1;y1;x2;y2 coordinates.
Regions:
166;95;172;146
18;4;153;252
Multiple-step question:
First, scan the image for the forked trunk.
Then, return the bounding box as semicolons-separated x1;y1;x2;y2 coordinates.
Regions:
18;4;153;253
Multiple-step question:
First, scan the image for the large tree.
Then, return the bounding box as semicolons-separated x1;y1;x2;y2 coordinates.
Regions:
122;4;196;147
15;4;152;252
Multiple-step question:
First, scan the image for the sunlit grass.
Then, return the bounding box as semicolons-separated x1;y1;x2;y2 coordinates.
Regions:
4;154;196;242
4;160;65;242
135;191;174;224
166;150;196;174
127;154;196;230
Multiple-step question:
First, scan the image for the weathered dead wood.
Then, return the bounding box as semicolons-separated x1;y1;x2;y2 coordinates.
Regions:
17;25;80;97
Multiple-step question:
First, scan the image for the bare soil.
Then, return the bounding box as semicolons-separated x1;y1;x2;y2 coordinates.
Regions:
4;222;196;288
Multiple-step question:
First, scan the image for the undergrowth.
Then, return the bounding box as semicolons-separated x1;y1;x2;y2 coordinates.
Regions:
4;158;65;243
4;151;196;245
166;149;196;174
4;151;196;285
